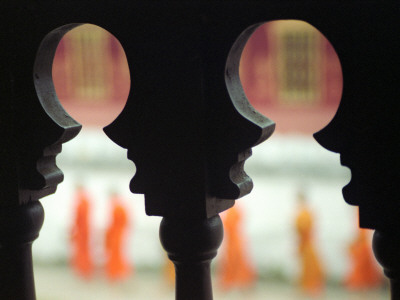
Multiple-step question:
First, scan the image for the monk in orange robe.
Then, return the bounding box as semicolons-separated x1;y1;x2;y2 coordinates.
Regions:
105;193;131;281
217;205;256;290
344;227;383;290
164;255;175;286
295;192;324;295
70;185;93;278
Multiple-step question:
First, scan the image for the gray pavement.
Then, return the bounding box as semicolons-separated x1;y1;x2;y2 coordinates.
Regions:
34;265;389;300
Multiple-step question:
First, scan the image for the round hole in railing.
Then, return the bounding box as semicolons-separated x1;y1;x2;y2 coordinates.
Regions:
52;24;130;128
239;20;343;135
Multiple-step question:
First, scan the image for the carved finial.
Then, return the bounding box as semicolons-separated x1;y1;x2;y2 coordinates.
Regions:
373;231;400;299
160;216;223;300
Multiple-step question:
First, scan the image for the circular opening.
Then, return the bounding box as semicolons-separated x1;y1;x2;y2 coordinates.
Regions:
52;24;130;127
239;20;343;134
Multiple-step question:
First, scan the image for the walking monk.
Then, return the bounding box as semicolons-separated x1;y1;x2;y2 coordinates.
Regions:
295;191;324;295
344;227;383;290
105;192;131;281
70;185;93;278
217;205;256;290
163;255;175;286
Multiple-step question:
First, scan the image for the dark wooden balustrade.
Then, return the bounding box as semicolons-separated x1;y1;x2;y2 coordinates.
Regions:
1;1;399;299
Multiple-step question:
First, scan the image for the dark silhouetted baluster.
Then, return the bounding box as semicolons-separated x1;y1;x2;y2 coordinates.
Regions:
160;216;224;300
0;7;81;298
103;4;274;300
373;231;400;299
0;202;44;300
313;2;398;299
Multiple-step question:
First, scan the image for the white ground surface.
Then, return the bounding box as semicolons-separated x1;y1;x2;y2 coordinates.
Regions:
34;265;388;300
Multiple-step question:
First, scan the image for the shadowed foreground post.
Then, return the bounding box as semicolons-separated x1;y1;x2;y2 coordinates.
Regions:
313;2;399;297
103;4;274;299
0;18;81;300
0;9;82;299
373;231;400;299
160;216;224;300
0;202;44;299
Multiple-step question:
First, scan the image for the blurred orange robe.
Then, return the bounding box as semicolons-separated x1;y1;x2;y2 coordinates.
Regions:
295;204;324;295
105;197;130;281
345;228;382;289
164;255;175;286
71;189;93;278
218;206;256;290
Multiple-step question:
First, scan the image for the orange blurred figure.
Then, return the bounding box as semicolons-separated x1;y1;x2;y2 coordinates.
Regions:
217;205;256;290
105;192;131;281
295;191;324;295
70;185;93;278
344;227;383;290
164;255;175;286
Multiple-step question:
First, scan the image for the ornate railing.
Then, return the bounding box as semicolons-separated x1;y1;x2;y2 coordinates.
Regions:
1;1;398;299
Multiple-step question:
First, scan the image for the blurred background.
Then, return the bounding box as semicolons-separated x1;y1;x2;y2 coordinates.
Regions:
33;21;388;299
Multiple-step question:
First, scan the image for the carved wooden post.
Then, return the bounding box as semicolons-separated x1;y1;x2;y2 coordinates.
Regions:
103;4;275;299
0;12;81;299
0;202;44;299
160;216;223;299
373;231;400;299
313;2;399;299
